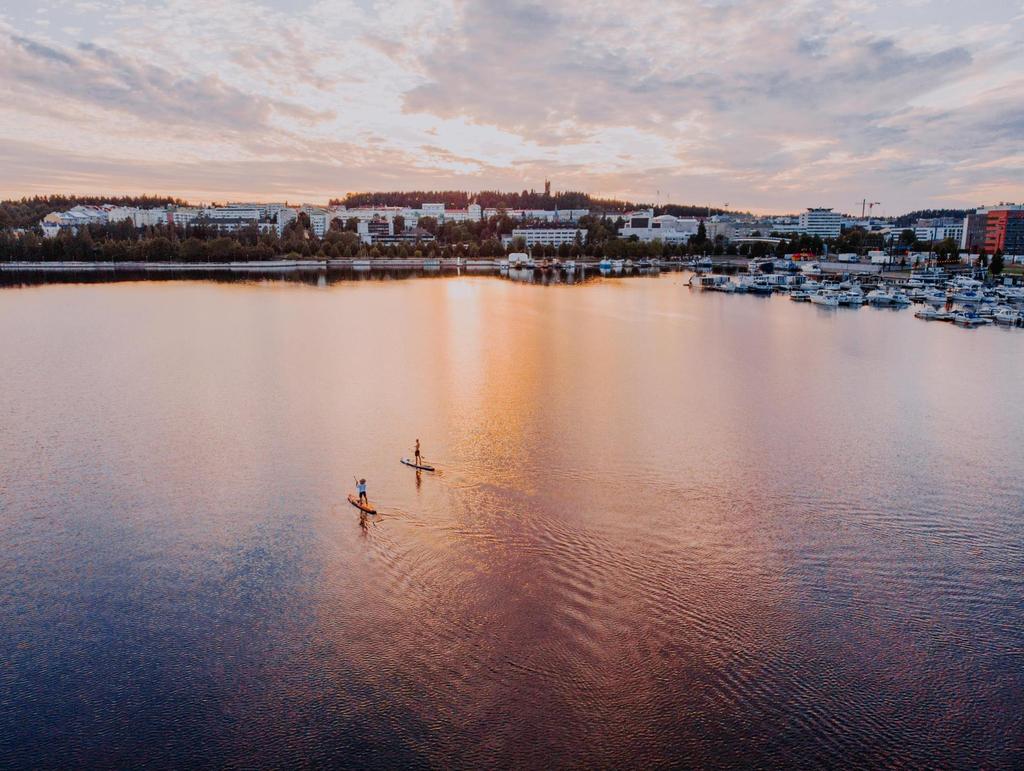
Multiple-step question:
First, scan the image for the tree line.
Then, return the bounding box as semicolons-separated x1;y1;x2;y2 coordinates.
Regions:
330;190;730;219
0;211;758;263
0;195;187;230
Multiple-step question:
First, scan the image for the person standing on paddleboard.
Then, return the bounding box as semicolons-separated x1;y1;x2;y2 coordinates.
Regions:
414;439;422;467
357;478;368;505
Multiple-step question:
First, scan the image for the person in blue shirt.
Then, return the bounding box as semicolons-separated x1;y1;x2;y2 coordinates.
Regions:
357;478;368;505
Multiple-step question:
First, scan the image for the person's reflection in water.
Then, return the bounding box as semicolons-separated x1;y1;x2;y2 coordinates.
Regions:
415;468;422;490
359;509;368;532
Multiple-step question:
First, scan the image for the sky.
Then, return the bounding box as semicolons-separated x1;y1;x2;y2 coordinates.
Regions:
0;0;1022;214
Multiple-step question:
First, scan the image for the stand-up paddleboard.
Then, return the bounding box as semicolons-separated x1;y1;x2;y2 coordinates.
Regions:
347;493;377;514
401;458;436;472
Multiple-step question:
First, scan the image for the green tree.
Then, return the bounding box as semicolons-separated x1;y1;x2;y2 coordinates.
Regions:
990;250;1004;276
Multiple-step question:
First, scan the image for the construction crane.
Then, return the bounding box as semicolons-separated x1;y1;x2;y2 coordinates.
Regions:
856;199;881;218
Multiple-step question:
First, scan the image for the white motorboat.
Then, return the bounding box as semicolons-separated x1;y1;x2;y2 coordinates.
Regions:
952;289;985;303
994;306;1021;325
838;285;865;305
923;289;948;305
915;307;952;321
907;287;930;301
948;276;983;290
995;286;1024;302
789;291;811;302
952;311;991;327
809;290;839;306
838;291;865;306
866;288;894;305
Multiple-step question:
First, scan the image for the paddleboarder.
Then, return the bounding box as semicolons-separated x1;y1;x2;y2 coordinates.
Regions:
356;477;368;505
414;439;422;467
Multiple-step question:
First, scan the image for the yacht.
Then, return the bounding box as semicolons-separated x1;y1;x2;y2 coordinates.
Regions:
838;290;865;306
952;311;991;327
995;286;1024;302
923;288;948;305
907;287;930;302
867;287;910;306
809;290;839;306
866;287;894;305
689;274;734;290
994;306;1021;325
951;288;986;304
948;276;983;291
800;262;823;276
915;307;952;321
746;278;773;295
789;291;811;302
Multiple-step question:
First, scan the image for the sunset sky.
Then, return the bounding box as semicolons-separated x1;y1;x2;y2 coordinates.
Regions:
1;0;1022;213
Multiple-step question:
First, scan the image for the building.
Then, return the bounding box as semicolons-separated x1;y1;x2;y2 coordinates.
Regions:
617;210;699;243
504;226;584;248
981;205;1024;254
191;216;261;234
300;207;342;237
106;206;170;228
797;208;842;239
40;205;112;237
168;207;202;228
356;217;393;244
961;212;987;251
914;218;963;244
960;205;1024;253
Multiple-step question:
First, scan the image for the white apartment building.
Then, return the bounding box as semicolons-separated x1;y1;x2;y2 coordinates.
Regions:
914;223;963;243
201;206;261;221
797;208;842;238
106;207;170;228
618;210;699;243
504;226;584;247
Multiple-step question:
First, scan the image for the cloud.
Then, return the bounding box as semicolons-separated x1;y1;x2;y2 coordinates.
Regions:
1;31;332;132
0;0;1020;212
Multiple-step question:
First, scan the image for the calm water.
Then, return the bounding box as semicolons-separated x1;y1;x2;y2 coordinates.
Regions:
1;273;1022;768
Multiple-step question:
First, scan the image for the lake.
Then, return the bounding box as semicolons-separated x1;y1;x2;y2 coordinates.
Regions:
1;271;1022;767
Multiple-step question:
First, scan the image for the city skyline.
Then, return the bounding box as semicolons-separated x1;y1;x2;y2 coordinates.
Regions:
1;0;1022;213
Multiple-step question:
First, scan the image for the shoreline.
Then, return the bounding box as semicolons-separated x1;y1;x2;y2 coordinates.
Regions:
0;257;891;275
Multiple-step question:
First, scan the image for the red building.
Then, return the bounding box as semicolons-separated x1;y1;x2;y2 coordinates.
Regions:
982;206;1024;254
